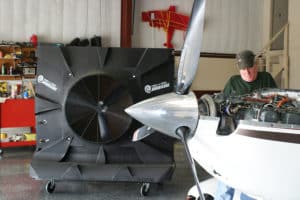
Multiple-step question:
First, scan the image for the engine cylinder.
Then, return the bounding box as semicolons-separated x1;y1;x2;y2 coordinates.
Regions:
281;112;300;125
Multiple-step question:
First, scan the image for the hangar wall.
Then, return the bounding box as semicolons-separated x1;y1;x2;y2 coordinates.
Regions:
175;56;237;91
1;0;296;90
132;0;264;54
288;0;300;89
190;57;237;91
0;0;121;47
133;0;265;91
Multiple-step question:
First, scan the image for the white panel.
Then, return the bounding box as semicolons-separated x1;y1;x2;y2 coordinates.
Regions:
203;0;263;53
100;0;121;46
11;0;26;41
133;0;264;54
108;0;121;47
49;0;64;42
38;0;57;42
0;1;14;41
0;0;121;46
62;0;79;42
24;0;39;40
288;0;300;89
87;0;101;38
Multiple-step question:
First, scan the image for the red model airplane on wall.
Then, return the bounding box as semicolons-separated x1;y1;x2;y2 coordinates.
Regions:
142;5;190;48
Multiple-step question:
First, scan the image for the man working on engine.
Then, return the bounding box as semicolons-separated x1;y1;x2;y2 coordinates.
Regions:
215;50;277;200
223;50;277;96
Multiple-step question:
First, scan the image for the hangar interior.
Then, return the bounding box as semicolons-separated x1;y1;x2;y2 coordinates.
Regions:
0;0;299;200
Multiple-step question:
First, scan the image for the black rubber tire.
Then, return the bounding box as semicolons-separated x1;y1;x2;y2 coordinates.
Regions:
200;94;217;117
140;183;150;196
45;180;55;194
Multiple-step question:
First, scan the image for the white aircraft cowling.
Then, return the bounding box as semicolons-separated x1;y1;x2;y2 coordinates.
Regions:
189;116;300;200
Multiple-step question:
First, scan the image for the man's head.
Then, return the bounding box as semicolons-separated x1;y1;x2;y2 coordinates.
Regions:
236;50;258;82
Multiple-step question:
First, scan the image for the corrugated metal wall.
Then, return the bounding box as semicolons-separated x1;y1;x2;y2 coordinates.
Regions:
132;0;263;54
0;0;121;46
0;0;264;52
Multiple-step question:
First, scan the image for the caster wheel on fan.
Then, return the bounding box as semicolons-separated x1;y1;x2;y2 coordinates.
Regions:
140;182;150;197
45;179;55;194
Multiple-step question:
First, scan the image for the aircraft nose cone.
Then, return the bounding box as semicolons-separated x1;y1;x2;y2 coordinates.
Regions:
125;92;199;139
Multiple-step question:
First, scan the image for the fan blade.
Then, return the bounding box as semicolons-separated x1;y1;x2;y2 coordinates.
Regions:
79;77;100;103
103;85;127;106
79;112;97;139
97;76;120;102
97;112;110;141
68;109;96;127
176;0;206;94
66;90;98;110
176;127;205;200
125;92;199;139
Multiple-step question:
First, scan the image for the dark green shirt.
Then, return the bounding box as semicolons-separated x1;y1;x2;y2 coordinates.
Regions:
223;72;277;96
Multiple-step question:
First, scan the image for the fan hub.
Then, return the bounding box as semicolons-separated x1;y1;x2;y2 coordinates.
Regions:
97;101;108;113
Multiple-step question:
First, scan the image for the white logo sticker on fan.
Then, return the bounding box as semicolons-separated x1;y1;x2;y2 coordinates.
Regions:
144;81;170;94
37;75;58;91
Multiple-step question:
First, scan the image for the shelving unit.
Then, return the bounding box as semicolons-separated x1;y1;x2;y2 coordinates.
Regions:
0;44;36;98
0;140;36;148
0;44;36;153
0;75;22;80
0;44;36;80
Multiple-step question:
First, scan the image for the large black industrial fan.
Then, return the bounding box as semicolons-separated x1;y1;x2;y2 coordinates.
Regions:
30;46;175;196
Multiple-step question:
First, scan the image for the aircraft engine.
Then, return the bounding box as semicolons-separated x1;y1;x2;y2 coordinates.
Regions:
198;89;300;135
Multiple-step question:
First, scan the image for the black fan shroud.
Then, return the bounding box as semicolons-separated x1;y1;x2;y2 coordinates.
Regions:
65;74;133;144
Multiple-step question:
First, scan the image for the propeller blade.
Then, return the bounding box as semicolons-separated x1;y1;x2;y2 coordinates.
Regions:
176;127;205;200
125;92;199;139
132;126;156;142
176;0;206;94
125;1;207;198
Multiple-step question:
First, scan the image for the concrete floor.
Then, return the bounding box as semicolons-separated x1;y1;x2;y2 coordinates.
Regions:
0;143;216;200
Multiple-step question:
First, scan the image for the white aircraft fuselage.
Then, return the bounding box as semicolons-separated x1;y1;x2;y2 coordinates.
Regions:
190;115;300;199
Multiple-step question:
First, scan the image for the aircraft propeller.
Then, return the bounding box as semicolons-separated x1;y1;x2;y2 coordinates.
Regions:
125;0;207;199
